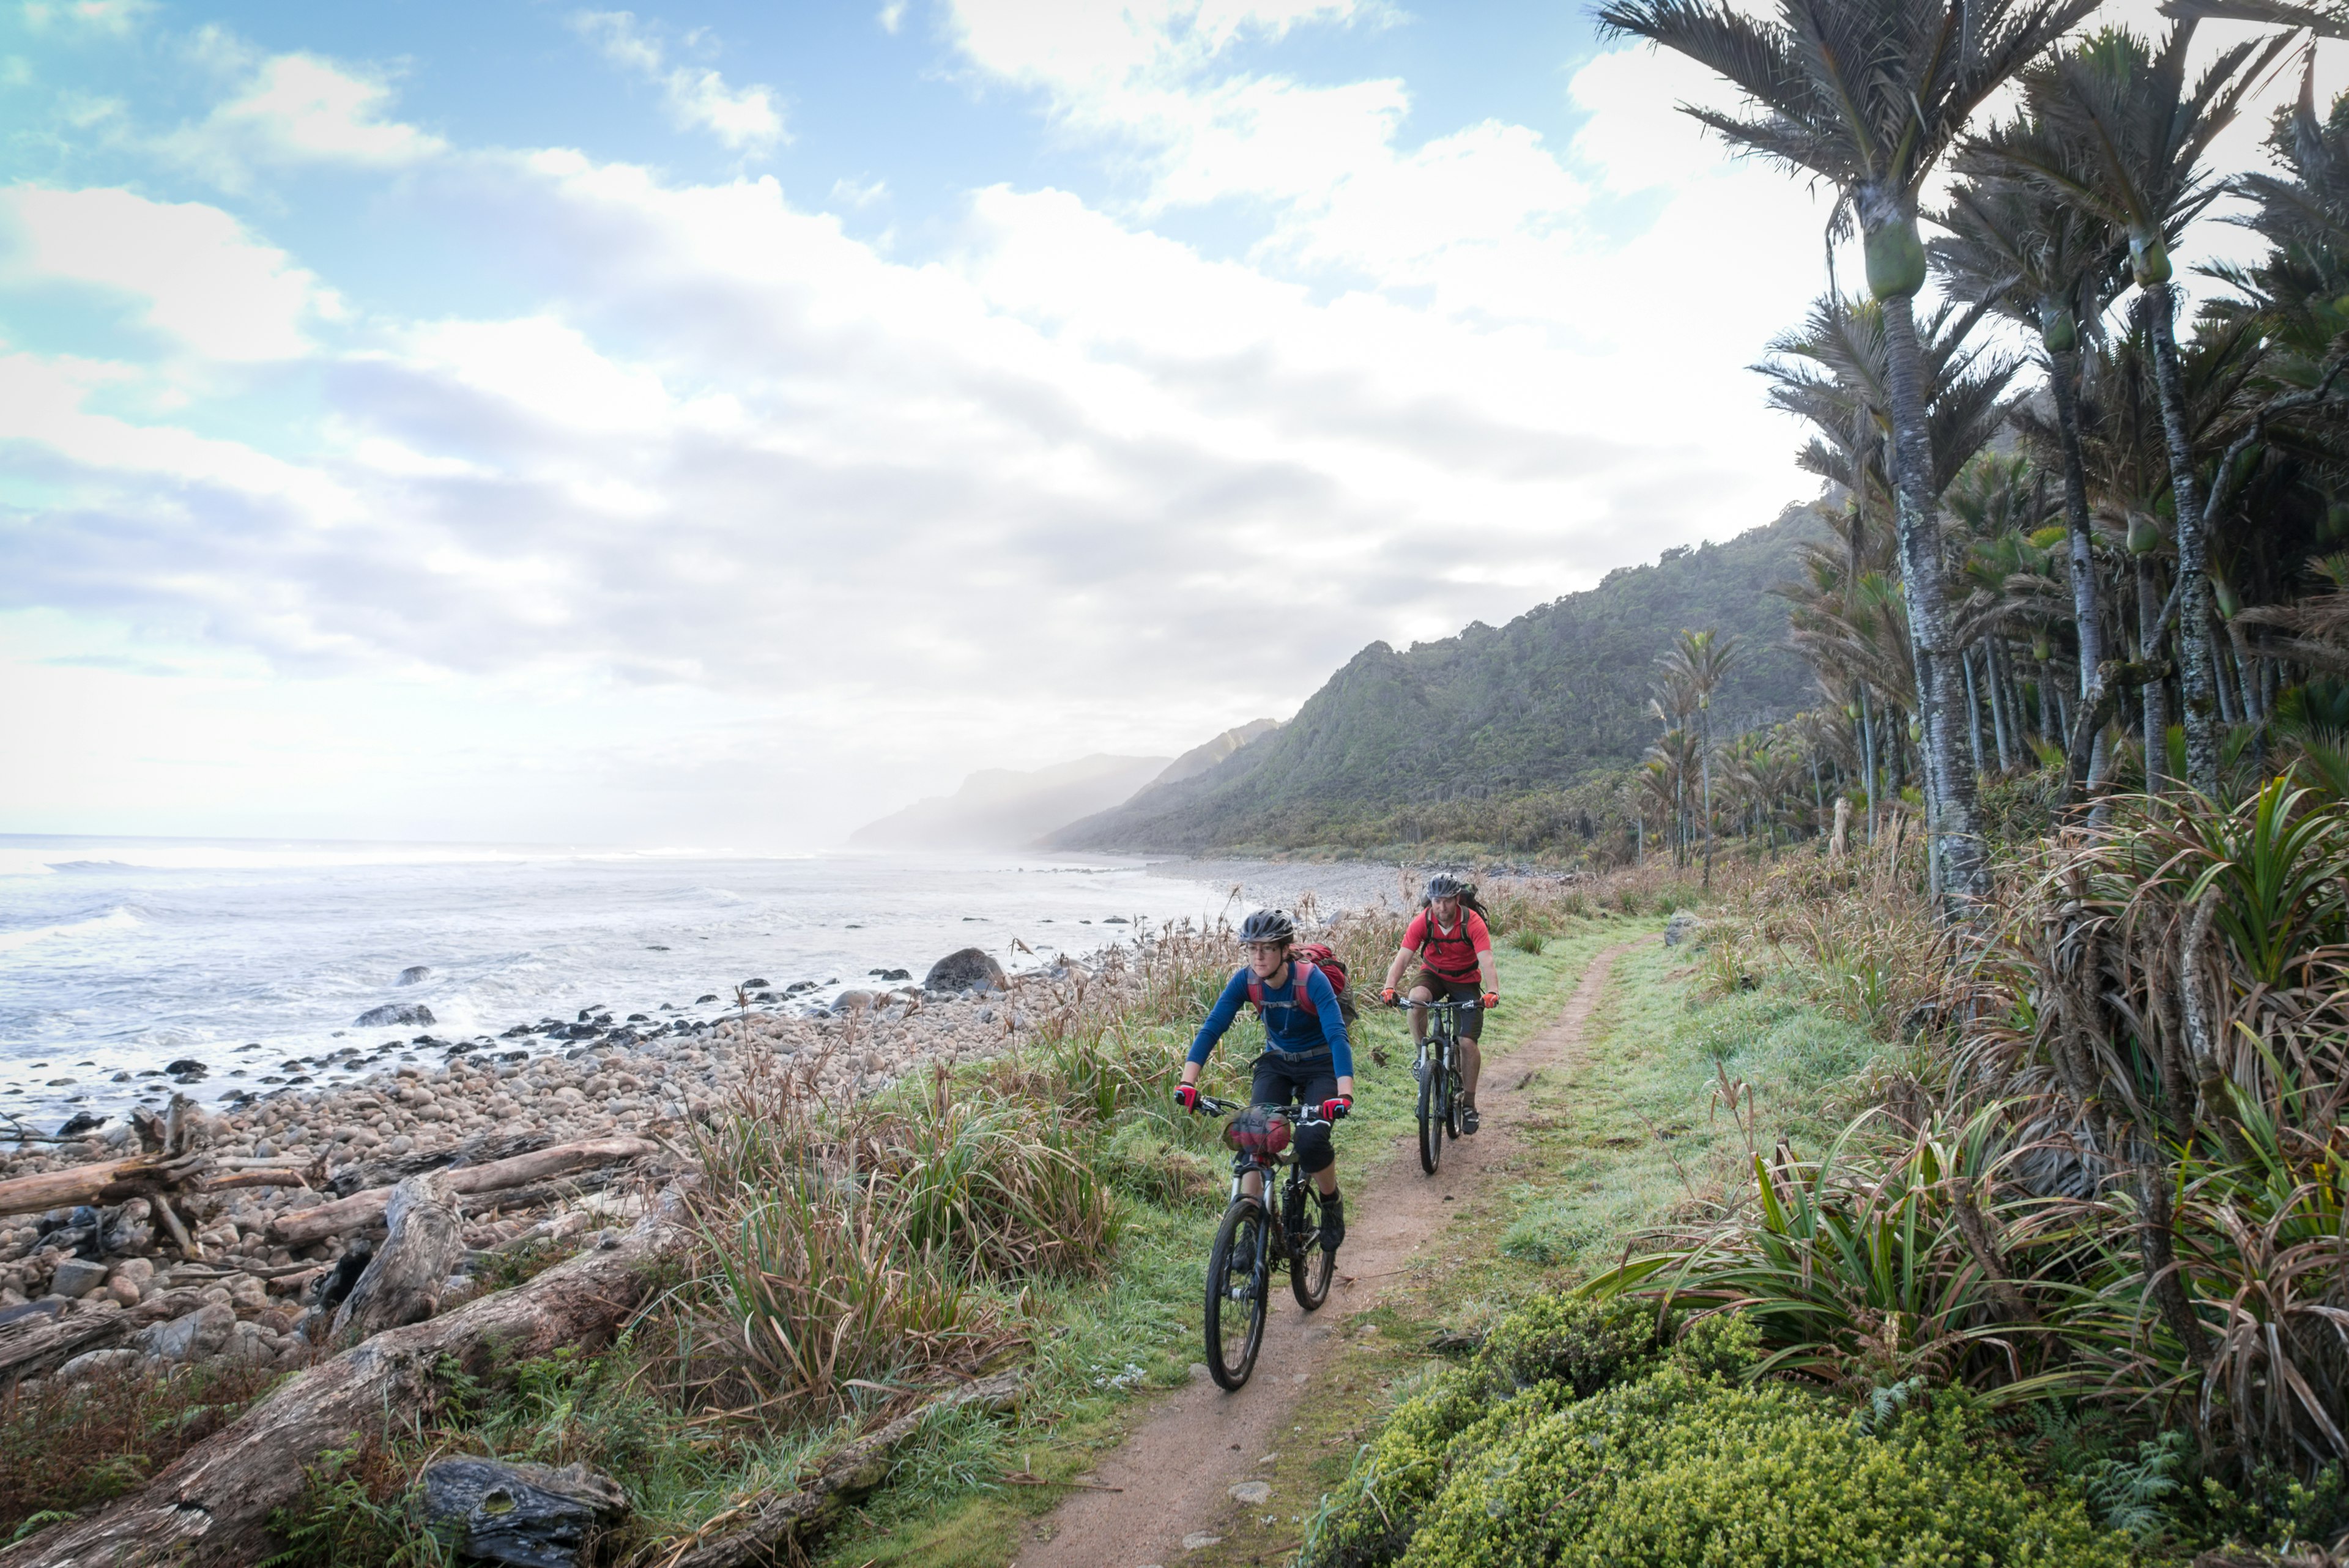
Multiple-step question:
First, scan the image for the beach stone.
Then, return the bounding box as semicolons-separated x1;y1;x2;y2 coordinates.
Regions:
923;948;1008;993
55;1347;143;1384
396;966;431;986
355;1003;436;1028
51;1258;108;1298
142;1302;235;1363
830;990;875;1016
223;1320;273;1365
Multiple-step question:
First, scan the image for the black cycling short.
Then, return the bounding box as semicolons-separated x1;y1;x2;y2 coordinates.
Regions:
1251;1048;1338;1174
1411;975;1485;1039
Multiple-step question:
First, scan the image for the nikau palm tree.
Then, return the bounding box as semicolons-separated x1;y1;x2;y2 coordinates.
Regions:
1660;629;1740;885
1597;0;2099;917
1976;22;2293;795
1934;139;2123;745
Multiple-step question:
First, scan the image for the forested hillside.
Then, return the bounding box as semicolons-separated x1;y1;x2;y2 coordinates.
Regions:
1054;506;1821;850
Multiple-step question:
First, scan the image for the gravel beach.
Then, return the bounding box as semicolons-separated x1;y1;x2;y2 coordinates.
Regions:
0;860;1410;1378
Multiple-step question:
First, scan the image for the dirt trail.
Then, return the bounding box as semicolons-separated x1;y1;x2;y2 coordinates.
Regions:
1011;937;1643;1568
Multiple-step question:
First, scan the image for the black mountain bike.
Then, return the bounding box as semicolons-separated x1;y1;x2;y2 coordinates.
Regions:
1397;996;1477;1175
1193;1094;1342;1391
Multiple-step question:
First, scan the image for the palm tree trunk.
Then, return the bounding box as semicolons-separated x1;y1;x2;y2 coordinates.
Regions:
1700;712;1715;890
1858;686;1879;846
1963;648;1986;776
2144;284;2220;796
1987;643;2015;772
2230;618;2262;723
1880;291;1987;911
2137;555;2169;790
2049;344;2107;686
2211;616;2239;726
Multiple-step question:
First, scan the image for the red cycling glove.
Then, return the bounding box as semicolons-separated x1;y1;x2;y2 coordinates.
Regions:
1481;992;1501;1011
1318;1095;1352;1122
1379;988;1398;1005
1174;1083;1200;1112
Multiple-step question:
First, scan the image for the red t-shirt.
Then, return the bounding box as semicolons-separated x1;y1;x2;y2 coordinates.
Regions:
1403;909;1491;983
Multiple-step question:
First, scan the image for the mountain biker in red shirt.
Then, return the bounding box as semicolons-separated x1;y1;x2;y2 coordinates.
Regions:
1378;874;1499;1133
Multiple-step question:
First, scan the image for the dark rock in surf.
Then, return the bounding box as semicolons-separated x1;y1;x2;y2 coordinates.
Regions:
396;966;431;986
55;1111;108;1138
355;1003;435;1029
923;948;1009;994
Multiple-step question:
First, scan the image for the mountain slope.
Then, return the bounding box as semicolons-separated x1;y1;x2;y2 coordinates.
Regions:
1056;507;1822;850
849;753;1171;850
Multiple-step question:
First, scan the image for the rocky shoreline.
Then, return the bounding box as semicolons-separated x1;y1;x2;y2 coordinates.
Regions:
0;943;1075;1386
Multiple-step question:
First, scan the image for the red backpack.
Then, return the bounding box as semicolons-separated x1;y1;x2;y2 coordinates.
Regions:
1244;945;1355;1021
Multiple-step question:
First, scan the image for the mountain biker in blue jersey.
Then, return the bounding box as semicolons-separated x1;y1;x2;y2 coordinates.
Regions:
1175;908;1354;1250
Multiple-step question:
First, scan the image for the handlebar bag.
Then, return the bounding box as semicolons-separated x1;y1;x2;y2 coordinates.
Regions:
1222;1106;1293;1158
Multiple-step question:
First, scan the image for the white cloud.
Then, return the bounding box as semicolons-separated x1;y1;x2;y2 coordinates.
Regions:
831;174;889;207
0;185;327;360
877;1;907;34
571;11;786;152
158;51;445;188
20;0;154;36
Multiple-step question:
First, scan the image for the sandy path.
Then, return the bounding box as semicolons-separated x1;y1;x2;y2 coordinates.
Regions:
1011;937;1642;1568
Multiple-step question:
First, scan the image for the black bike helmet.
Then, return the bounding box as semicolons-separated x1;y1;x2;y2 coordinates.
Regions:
1425;873;1469;901
1239;908;1296;945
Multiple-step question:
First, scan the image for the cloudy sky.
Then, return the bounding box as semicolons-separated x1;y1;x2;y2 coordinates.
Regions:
0;0;2317;848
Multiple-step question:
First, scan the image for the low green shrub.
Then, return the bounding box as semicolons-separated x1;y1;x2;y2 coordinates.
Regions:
1404;1370;2124;1568
1305;1290;2115;1568
1469;1296;1664;1399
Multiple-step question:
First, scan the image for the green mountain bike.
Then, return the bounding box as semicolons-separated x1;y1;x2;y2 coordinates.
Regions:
1193;1095;1343;1391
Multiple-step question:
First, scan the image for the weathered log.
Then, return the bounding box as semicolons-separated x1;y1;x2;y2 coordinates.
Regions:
326;1130;552;1199
270;1137;661;1246
0;1152;214;1218
418;1457;628;1568
0;1186;689;1568
659;1370;1025;1568
0;1289;206;1384
332;1173;462;1341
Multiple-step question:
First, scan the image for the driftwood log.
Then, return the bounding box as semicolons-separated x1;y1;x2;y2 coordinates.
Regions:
0;1289;207;1385
0;1185;689;1568
418;1457;628;1568
659;1370;1026;1568
0;1153;217;1219
330;1173;462;1342
271;1137;662;1246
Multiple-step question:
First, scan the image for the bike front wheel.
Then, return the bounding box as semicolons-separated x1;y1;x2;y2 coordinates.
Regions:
1445;1048;1465;1139
1417;1053;1442;1175
1204;1201;1269;1391
1288;1187;1334;1311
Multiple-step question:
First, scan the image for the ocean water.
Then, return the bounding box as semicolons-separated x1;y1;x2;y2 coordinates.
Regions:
0;837;1256;1129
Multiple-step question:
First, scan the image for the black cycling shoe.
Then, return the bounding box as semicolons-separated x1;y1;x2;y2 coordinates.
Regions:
1318;1193;1346;1251
1461;1104;1481;1135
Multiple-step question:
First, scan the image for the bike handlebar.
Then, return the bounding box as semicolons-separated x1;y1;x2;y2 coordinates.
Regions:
1193;1093;1341;1126
1382;996;1480;1010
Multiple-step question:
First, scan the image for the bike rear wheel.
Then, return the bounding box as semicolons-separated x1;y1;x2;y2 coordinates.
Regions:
1286;1182;1334;1311
1204;1201;1269;1390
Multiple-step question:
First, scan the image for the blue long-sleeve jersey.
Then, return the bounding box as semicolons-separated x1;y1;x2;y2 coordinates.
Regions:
1187;963;1353;1078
